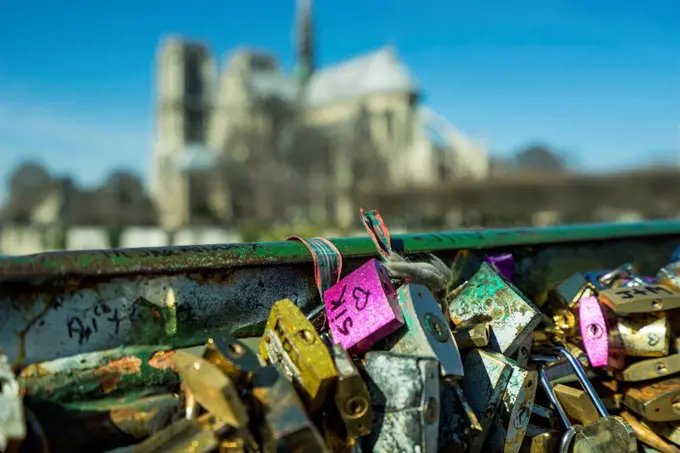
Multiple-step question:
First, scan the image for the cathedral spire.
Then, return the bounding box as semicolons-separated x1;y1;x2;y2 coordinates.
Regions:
295;0;315;87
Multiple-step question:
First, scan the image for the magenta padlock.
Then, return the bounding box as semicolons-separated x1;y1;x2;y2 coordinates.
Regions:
579;295;625;369
486;253;514;282
323;258;405;353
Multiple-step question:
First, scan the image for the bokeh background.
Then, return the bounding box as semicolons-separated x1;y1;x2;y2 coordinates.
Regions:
1;0;679;254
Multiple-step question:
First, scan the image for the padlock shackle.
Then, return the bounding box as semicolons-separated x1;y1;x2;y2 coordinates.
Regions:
553;346;609;418
539;368;572;429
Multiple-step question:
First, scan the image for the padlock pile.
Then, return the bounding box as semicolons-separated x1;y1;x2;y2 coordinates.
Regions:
7;211;680;453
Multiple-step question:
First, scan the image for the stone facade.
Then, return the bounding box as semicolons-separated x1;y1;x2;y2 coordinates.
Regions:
150;0;489;231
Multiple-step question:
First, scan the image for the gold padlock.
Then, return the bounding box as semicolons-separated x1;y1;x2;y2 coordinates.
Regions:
330;343;373;439
599;283;680;314
130;413;226;453
453;321;490;349
623;377;680;422
553;384;599;426
519;425;561;453
171;350;249;429
259;298;338;412
617;312;671;357
616;354;680;382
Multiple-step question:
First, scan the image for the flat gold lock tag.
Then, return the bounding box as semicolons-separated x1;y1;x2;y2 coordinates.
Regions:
616;354;680;382
171;350;249;428
259;299;338;413
599;284;680;314
130;413;225;453
202;335;262;386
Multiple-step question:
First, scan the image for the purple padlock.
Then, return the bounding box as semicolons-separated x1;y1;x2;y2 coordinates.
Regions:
486;253;514;282
323;258;404;353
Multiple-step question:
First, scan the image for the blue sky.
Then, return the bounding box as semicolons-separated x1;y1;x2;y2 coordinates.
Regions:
1;0;679;202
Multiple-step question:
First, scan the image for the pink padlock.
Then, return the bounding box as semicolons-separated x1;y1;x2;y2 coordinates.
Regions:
323;258;404;353
579;295;625;369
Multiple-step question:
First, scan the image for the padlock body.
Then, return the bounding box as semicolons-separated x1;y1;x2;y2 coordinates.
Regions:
324;258;404;353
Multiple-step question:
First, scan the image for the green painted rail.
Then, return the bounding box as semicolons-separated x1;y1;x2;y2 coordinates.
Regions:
2;220;680;281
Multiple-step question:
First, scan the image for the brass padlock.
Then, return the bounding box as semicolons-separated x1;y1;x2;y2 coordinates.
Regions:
453;321;491;349
550;272;598;309
171;350;249;429
387;283;464;382
599;283;680;314
617;312;671;357
623;377;680;422
202;335;262;386
250;365;329;453
616;354;680;382
460;349;514;453
482;355;539;453
0;352;25;452
553;384;599;426
361;352;440;453
448;262;544;357
259;298;338;413
330;343;373;439
519;425;561;453
538;346;637;453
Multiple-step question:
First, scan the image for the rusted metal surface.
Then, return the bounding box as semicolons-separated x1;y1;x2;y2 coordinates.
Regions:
1;221;680;367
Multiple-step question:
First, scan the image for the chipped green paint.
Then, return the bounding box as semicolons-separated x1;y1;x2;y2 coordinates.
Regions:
3;220;680;281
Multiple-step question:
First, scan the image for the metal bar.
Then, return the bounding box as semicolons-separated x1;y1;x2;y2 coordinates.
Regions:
2;220;680;281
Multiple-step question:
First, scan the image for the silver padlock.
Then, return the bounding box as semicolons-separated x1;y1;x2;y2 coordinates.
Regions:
387;283;464;382
361;352;439;453
0;351;26;452
538;346;636;453
461;349;514;453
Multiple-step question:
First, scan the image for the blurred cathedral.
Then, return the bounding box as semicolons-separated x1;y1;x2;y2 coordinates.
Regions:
150;0;490;231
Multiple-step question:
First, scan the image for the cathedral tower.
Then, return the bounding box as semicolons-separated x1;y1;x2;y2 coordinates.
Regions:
294;0;315;89
151;38;216;230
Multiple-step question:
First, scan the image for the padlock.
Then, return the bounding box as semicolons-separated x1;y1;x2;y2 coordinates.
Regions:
360;352;440;453
448;262;544;357
259;298;338;413
486;253;515;282
171;350;249;429
519;425;561;453
542;352;598;386
460;349;514;453
619;410;680;453
323;258;405;353
617;354;680;382
623;377;680;422
579;295;625;369
250;365;329;453
538;346;636;453
386;283;464;382
130;413;227;453
329;343;373;439
553;384;599;426
529;404;559;431
550;272;597;309
599;283;680;314
202;335;262;386
482;355;538;453
439;384;483;452
589;264;641;289
453;321;491;349
0;352;26;452
618;312;671;357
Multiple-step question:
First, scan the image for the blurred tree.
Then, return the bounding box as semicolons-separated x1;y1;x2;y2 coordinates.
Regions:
8;161;52;198
513;144;568;173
